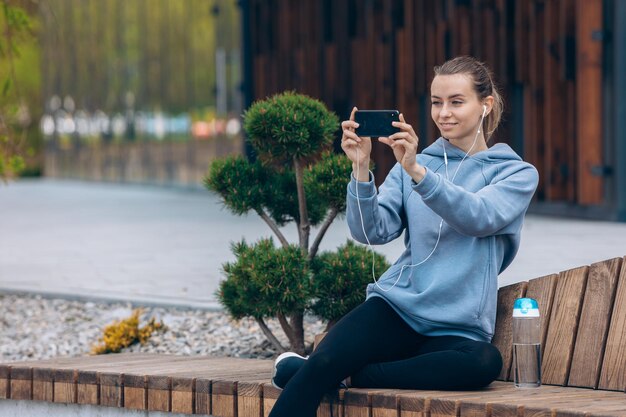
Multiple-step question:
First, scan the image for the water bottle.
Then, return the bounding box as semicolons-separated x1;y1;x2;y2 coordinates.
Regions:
512;297;541;388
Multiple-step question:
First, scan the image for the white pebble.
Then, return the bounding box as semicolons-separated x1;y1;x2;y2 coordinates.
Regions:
0;294;327;362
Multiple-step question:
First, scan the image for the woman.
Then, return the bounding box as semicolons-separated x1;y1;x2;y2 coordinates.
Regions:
268;56;539;417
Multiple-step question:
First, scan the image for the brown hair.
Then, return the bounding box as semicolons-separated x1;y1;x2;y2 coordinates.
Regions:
433;56;503;140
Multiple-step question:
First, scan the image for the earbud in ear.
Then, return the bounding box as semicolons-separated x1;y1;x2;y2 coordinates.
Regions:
482;105;487;117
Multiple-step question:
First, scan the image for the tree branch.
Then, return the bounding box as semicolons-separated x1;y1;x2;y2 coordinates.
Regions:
293;157;310;253
255;317;286;353
289;312;305;355
257;209;290;248
277;312;296;348
308;207;340;261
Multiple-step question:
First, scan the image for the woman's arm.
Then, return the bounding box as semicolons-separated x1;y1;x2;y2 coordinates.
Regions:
346;163;406;244
412;163;539;237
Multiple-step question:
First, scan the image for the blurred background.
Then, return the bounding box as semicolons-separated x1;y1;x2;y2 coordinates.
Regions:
2;0;625;221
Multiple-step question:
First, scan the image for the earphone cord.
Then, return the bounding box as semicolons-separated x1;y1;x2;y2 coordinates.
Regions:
354;110;486;292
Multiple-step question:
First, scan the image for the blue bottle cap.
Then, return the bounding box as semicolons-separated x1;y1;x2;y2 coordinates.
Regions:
513;298;540;317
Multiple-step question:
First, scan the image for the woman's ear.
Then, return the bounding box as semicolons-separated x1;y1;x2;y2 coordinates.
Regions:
483;96;495;115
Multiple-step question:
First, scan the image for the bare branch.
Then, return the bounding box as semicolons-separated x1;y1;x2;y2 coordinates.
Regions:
308;207;340;261
277;312;296;348
293;158;310;253
289;312;305;354
257;209;290;248
255;317;286;353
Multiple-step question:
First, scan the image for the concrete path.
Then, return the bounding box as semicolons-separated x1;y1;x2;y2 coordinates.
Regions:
1;179;626;310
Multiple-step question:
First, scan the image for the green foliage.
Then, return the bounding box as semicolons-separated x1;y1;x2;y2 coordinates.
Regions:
243;91;339;161
0;153;24;178
207;91;389;353
310;241;390;323
206;156;331;227
218;238;310;320
304;151;353;212
0;1;40;181
205;157;268;216
91;309;166;355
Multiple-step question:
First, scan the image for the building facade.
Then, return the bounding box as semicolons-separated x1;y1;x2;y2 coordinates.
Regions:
240;0;626;221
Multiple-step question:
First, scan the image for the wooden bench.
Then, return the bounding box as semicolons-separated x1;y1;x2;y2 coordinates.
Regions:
1;256;625;416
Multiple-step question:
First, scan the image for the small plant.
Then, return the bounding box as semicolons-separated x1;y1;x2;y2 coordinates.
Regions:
91;309;166;355
206;92;389;354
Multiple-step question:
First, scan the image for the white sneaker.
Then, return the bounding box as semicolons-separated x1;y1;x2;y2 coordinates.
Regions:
271;351;308;389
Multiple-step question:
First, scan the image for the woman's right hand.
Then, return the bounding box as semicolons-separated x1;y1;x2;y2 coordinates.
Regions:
341;107;372;175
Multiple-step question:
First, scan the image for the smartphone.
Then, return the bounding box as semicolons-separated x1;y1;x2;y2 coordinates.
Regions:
354;110;401;137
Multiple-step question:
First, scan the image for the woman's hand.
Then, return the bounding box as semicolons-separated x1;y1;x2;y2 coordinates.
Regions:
341;107;371;181
378;114;426;181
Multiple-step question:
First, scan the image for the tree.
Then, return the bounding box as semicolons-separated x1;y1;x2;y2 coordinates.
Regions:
0;1;34;181
205;92;389;354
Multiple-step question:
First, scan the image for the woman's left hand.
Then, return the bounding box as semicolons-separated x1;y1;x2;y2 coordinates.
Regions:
378;113;421;175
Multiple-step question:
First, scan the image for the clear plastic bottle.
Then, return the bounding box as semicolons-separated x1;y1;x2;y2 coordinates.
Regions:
512;297;541;388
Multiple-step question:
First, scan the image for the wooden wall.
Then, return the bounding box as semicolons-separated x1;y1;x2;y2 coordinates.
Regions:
247;0;606;206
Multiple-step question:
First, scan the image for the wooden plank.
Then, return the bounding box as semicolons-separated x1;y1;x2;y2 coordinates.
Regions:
343;388;370;417
195;378;210;415
514;0;529;83
414;0;426;94
76;370;98;405
32;367;54;402
421;379;573;417
146;375;170;412
262;383;281;417
237;381;262;417
526;0;546;200
398;384;518;417
53;368;76;404
123;374;146;410
575;0;603;205
171;376;194;414
398;391;426;417
9;366;32;400
429;397;460;417
495;0;507;85
318;390;342;417
520;393;626;416
99;372;122;407
569;258;622;388
525;273;559;359
371;390;401;417
0;364;9;399
599;256;626;391
212;380;236;417
457;389;614;416
543;0;570;201
491;281;528;381
542;266;589;386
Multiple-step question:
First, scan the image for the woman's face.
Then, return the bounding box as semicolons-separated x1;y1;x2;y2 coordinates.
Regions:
430;74;485;142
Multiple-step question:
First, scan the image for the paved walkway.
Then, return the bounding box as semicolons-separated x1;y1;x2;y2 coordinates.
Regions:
1;179;626;310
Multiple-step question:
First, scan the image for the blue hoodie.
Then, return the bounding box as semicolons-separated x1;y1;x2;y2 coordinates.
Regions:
346;138;539;342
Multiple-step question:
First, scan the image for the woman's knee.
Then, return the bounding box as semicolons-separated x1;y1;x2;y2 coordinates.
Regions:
466;342;503;387
306;349;339;374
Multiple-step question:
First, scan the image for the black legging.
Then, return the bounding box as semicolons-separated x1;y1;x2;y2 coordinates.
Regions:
268;296;503;417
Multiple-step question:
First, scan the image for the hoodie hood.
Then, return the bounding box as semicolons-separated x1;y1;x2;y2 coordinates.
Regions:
422;137;523;163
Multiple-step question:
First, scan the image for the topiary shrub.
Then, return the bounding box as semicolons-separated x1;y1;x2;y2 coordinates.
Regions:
206;92;389;355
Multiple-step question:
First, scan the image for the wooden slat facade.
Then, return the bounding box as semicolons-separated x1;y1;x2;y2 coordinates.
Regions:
2;256;626;415
246;0;613;210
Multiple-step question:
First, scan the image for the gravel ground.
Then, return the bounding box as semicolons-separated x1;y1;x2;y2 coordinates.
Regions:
0;294;327;363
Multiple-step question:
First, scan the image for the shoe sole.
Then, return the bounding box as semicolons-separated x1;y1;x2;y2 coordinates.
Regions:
271;352;307;389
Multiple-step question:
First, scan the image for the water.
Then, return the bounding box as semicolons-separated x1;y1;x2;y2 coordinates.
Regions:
513;343;541;388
